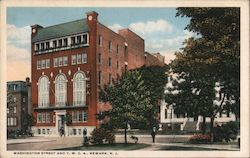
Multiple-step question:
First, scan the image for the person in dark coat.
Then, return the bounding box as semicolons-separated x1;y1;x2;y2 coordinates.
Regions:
151;127;156;143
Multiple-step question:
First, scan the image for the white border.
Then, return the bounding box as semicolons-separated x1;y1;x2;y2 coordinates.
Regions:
0;0;249;157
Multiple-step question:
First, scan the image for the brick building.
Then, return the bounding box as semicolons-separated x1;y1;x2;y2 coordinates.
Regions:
7;78;31;133
31;11;164;136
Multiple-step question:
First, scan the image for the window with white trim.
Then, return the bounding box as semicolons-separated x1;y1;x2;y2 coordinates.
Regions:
82;53;87;63
63;56;68;66
72;55;76;65
108;41;112;51
42;113;46;123
13;107;16;113
46;113;50;123
55;74;67;107
41;60;46;69
46;42;50;50
82;34;88;44
35;44;40;51
37;113;42;123
38;76;49;108
77;54;81;64
37;60;41;69
98;53;102;64
73;72;86;106
58;57;63;67
46;59;50;68
54;58;58;67
58;39;62;48
77;111;82;122
83;111;88;122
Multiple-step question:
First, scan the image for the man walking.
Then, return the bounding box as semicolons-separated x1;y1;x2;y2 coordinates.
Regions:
151;127;156;143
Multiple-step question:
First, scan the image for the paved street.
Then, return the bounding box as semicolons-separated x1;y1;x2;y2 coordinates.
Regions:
7;135;239;151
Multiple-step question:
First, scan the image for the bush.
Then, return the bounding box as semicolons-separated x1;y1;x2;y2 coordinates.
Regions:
213;121;239;142
90;128;115;145
189;134;211;144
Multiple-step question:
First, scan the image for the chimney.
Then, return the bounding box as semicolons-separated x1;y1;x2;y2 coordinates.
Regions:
31;24;43;38
86;11;98;22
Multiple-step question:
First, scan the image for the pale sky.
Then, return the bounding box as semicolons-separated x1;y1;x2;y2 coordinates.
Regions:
7;7;194;81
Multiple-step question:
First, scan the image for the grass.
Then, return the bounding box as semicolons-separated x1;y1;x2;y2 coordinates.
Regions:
55;143;151;150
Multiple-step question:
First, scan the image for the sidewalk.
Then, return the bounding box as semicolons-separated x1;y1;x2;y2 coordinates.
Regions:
7;137;56;145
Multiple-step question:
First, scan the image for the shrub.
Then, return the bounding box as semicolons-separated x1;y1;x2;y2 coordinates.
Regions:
213;121;239;142
189;134;211;144
90;128;115;145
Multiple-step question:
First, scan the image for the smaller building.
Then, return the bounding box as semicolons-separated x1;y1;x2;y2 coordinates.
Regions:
145;52;165;67
7;78;31;132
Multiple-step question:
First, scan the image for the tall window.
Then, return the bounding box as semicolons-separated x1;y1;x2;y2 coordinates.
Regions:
98;35;102;46
55;74;67;107
73;72;86;106
38;76;49;107
108;41;112;51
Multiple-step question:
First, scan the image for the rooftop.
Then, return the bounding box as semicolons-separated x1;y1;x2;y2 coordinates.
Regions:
32;19;89;43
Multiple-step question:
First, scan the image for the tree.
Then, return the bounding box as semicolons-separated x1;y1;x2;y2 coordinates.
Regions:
98;70;153;143
167;8;240;138
136;65;169;129
22;114;35;131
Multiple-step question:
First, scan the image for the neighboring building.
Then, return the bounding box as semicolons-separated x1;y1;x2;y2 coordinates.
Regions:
31;11;164;136
152;52;165;64
7;78;31;132
159;73;236;132
145;52;165;67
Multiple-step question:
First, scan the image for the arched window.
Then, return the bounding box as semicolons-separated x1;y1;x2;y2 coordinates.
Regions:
55;74;67;107
73;72;86;106
38;76;49;107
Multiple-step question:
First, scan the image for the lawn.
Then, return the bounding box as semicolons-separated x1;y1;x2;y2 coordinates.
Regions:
55;143;151;150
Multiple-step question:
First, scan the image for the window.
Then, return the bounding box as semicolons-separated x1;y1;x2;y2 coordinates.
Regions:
63;38;68;47
46;42;50;50
38;129;41;134
72;111;77;123
46;113;50;123
108;41;112;51
41;43;45;51
98;71;102;85
35;44;40;51
83;111;88;122
108;58;112;67
71;37;76;45
23;98;26;102
37;113;42;123
58;39;62;48
73;72;86;106
41;60;46;69
82;53;87;63
98;35;102;46
54;58;58;67
13;97;16;102
77;54;81;64
13;85;17;91
37;60;41;69
58;57;63;67
7;108;9;114
77;35;81;44
43;129;46;134
98;53;102;64
53;40;57;48
46;59;50;68
117;44;119;54
109;73;112;85
13;107;16;113
72;55;76;65
117;61;119;70
82;34;87;44
42;113;46;123
13;117;17;126
78;129;82;135
38;76;49;108
77;111;82;122
47;129;50;134
63;56;68;66
55;74;67;107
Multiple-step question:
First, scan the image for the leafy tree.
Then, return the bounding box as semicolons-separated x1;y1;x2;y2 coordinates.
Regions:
167;8;240;138
22;114;35;131
136;65;169;129
98;70;153;143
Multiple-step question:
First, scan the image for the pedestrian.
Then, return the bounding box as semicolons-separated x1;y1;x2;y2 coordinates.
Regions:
151;127;156;143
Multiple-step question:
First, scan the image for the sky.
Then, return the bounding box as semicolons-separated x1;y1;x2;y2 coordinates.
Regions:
7;7;194;81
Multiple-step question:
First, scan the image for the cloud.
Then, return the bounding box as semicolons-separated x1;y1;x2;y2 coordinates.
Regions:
129;19;173;36
7;24;31;49
7;44;30;61
7;44;31;81
108;24;124;33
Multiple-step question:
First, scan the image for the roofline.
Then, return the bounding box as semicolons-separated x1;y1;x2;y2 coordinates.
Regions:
118;28;144;41
97;22;125;41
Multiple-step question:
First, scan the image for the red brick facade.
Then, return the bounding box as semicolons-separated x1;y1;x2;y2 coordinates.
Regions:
31;11;164;136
